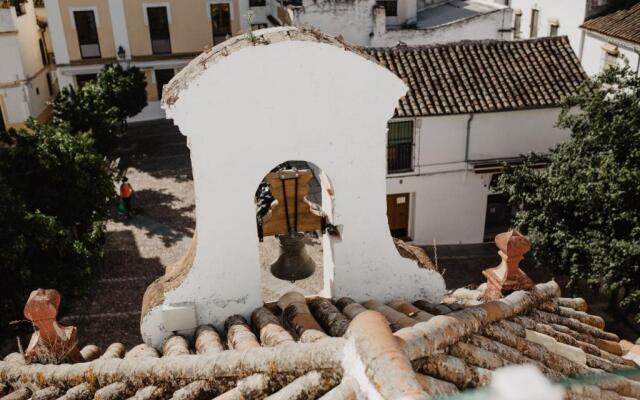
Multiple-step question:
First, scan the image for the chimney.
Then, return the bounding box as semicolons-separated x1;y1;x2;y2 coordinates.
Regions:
482;230;534;300
373;5;386;38
23;289;83;364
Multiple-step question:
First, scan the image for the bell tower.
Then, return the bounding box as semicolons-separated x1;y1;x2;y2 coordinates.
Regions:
140;27;446;348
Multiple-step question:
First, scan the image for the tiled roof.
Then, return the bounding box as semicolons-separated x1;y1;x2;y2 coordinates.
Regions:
2;282;639;399
364;37;587;117
581;1;640;45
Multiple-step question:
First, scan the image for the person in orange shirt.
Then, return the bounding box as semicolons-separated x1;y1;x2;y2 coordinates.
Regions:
119;177;134;217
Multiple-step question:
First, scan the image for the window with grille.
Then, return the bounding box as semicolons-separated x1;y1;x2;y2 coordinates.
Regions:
387;120;413;174
147;6;171;55
74;10;100;59
530;8;539;38
376;0;397;17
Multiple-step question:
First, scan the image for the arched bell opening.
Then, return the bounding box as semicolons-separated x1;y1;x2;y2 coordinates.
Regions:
255;160;336;302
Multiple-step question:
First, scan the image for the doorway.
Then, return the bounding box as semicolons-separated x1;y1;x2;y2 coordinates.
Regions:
387;193;410;240
210;3;232;45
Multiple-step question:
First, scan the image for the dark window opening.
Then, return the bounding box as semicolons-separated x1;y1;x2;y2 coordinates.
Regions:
250;0;266;7
38;38;48;66
210;3;232;45
155;69;175;99
251;23;268;30
76;73;97;89
74;10;101;59
387;120;413;174
376;0;397;17
46;73;53;96
483;190;516;242
147;6;171;55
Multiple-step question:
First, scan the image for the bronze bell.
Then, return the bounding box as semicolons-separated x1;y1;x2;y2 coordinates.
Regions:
270;232;316;282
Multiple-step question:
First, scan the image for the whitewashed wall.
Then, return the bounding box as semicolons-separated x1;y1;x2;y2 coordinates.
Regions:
292;0;377;47
372;7;512;47
387;107;570;245
580;32;640;77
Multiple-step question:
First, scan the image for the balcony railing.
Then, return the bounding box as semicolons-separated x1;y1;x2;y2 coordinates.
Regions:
80;43;101;59
151;38;171;55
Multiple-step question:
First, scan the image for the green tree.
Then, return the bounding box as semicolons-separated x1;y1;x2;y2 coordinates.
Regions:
96;64;148;121
0;122;112;330
496;65;640;320
51;83;122;158
0;121;114;232
51;64;147;158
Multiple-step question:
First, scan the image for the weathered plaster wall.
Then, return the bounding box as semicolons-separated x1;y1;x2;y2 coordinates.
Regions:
292;0;377;47
372;7;512;47
141;28;446;348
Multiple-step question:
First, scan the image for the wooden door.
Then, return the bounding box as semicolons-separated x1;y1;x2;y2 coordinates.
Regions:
387;193;410;239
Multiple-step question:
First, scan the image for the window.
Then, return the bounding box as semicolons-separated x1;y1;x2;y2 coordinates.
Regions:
46;72;53;96
76;73;97;88
73;10;100;59
529;8;539;38
387;120;413;173
250;0;266;7
513;10;522;39
376;0;397;17
251;23;268;30
155;69;175;99
38;38;48;66
549;19;559;37
147;6;171;55
210;3;232;45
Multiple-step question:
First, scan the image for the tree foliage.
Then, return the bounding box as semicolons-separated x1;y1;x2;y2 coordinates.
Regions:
496;65;640;319
0;121;113;330
51;65;147;158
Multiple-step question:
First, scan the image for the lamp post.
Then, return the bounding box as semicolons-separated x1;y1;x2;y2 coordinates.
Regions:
117;46;130;69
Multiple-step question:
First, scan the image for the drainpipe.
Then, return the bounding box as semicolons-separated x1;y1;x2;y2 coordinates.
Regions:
465;113;474;163
635;48;640;74
463;113;474;184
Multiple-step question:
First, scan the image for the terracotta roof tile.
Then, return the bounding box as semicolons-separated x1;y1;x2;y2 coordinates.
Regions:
2;281;639;399
364;37;587;117
582;1;640;46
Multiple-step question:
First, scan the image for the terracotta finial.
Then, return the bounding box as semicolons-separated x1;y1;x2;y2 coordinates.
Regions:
23;289;83;364
482;230;534;299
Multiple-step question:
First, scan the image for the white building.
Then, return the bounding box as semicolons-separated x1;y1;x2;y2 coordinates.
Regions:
579;2;640;76
0;0;56;131
368;36;587;245
282;0;513;47
493;0;616;52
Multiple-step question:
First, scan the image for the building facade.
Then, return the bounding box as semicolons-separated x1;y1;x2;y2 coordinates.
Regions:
369;37;587;245
44;0;515;122
0;0;56;131
45;0;256;121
